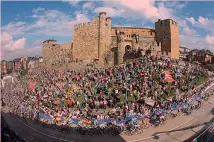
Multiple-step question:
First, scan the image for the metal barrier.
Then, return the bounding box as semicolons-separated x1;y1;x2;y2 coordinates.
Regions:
191;121;214;142
27;82;214;126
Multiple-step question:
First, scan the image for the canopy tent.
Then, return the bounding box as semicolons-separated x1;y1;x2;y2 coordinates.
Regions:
143;97;156;106
3;75;14;83
2;75;14;88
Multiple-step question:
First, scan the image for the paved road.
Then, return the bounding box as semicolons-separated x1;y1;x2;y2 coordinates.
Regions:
123;96;214;142
2;111;126;142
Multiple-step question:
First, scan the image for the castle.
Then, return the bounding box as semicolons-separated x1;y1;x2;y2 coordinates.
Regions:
43;12;180;66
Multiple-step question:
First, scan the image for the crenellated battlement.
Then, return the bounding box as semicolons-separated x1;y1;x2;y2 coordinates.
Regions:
123;35;133;41
155;19;178;27
74;21;93;29
74;17;100;31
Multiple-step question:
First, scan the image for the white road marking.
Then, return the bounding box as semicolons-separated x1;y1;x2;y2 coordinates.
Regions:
127;91;214;142
15;116;75;142
127;117;195;142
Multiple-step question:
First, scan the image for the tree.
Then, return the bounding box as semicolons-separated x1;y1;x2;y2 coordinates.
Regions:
146;49;151;55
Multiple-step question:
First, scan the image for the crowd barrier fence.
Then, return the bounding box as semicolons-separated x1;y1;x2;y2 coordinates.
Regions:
34;82;214;126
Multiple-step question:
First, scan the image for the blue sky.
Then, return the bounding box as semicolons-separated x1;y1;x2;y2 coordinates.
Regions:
1;0;214;60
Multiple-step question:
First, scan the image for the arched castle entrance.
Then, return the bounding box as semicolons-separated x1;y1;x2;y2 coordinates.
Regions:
123;45;132;61
125;45;131;52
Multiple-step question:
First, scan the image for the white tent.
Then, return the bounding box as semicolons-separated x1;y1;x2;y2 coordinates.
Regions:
2;75;14;86
143;97;156;106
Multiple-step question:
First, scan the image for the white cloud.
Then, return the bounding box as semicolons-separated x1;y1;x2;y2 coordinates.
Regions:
157;3;175;20
181;26;197;37
197;16;214;31
205;35;214;45
32;40;43;46
1;46;42;61
186;16;214;34
179;17;214;52
180;33;214;53
0;32;43;60
66;0;81;6
2;22;28;36
99;0;184;23
29;11;90;37
94;7;125;17
32;7;45;13
164;1;187;9
1;32;26;52
108;0;159;20
83;2;94;10
1;8;89;60
2;9;90;37
186;17;195;24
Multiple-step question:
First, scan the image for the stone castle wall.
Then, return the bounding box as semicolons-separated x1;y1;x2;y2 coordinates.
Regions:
43;40;72;65
73;18;99;61
98;13;112;65
60;42;73;60
42;13;180;66
72;12;112;65
111;27;155;37
170;21;180;59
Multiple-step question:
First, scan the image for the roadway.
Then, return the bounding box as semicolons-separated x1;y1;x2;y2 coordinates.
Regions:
2;110;126;142
123;96;214;142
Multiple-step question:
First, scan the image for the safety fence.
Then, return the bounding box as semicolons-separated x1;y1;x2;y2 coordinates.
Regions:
191;121;214;142
36;82;214;126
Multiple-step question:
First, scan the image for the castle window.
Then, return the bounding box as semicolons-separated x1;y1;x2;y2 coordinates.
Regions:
150;31;152;35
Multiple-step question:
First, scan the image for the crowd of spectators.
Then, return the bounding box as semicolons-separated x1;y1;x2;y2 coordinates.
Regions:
1;54;209;127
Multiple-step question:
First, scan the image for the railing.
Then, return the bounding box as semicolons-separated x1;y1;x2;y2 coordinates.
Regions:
36;82;214;126
191;121;214;142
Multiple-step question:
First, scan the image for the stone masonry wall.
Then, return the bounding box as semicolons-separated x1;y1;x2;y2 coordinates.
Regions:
170;21;180;59
43;42;73;65
155;20;171;53
73;18;99;61
155;19;180;58
98;13;112;65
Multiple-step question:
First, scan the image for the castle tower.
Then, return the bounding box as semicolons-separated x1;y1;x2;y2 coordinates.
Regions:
106;17;112;50
98;12;112;65
42;39;57;65
118;33;125;64
155;19;180;59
